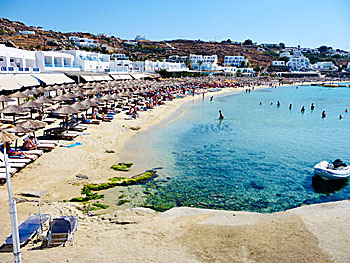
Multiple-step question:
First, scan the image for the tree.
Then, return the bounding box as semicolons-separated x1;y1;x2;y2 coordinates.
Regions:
226;39;232;44
242;39;253;45
253;65;261;72
318;46;328;53
279;42;285;49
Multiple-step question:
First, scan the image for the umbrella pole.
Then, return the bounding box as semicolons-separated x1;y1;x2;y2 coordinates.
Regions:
4;144;22;263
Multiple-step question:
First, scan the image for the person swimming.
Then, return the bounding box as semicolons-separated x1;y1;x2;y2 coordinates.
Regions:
259;102;262;105
301;106;305;113
289;104;292;110
322;111;327;118
219;110;224;120
311;103;315;111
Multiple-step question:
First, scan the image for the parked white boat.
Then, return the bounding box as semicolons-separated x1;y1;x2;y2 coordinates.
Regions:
313;160;350;180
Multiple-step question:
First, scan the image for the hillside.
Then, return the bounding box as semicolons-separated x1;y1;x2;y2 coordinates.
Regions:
0;17;348;69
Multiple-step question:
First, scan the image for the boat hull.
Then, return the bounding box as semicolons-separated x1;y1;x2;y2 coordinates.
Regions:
313;161;350;180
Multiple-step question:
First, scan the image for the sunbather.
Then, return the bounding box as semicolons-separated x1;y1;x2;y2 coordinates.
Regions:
23;136;37;150
4;145;37;160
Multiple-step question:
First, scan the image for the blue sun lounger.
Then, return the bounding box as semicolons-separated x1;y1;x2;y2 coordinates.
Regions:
45;216;78;247
1;214;50;249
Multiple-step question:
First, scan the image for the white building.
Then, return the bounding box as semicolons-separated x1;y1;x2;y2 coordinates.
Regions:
286;55;311;71
167;55;187;63
35;51;79;72
62;50;110;72
313;61;338;71
69;37;99;48
19;30;35;35
0;44;39;73
109;60;132;73
111;54;129;60
224;56;248;67
189;54;218;70
272;61;286;66
145;60;188;73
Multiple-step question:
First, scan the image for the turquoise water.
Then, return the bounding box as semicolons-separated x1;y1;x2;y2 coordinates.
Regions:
138;84;350;212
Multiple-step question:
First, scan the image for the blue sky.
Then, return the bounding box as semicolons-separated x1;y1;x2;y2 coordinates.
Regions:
1;0;349;50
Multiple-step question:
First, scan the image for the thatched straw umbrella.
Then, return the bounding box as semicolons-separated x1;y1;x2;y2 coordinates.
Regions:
53;106;79;127
20;101;42;118
52;94;70;102
0;95;15;109
9;91;29;105
0;105;29;124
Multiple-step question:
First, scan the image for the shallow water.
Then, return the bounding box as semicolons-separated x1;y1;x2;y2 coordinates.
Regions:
123;84;350;212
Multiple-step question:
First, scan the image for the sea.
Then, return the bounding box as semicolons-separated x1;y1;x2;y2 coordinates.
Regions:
120;84;350;213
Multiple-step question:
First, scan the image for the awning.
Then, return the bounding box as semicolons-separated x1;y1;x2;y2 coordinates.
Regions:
15;74;40;87
110;74;122;80
0;75;21;91
130;73;147;79
117;74;133;80
32;73;74;85
80;75;95;82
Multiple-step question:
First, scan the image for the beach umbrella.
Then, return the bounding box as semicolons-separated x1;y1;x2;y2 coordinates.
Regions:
53;106;80;128
35;87;47;94
23;89;39;96
111;93;121;100
100;94;114;101
72;101;90;111
73;91;85;97
0;105;29;124
5;125;32;135
90;97;105;104
63;92;77;99
52;94;70;102
34;97;54;105
0;95;15;109
18;120;46;130
20;100;42;108
53;106;79;115
9;92;29;105
82;99;99;108
20;101;42;118
18;119;46;139
0;129;21;262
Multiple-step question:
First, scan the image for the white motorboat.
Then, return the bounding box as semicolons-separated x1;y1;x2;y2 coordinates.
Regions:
313;160;350;180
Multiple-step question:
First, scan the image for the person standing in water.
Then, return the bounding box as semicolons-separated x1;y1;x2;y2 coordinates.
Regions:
210;96;214;101
322;111;327;118
289;104;292;110
339;114;343;120
301;106;305;113
311;103;315;111
277;101;281;107
219;110;224;120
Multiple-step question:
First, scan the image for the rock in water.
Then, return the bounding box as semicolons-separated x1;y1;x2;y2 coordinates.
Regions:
76;174;89;180
251;180;264;190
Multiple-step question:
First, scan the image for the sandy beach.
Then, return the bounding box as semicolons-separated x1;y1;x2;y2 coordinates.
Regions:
1;82;349;262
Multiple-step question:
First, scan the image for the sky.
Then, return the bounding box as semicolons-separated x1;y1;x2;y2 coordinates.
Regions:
0;0;349;50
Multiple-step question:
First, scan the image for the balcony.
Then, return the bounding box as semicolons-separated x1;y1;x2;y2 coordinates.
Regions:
45;64;53;67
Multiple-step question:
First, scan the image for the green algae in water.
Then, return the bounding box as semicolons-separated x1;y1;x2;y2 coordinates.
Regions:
111;162;133;171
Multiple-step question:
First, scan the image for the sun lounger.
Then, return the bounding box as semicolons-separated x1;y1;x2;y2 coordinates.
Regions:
0;214;50;251
14;149;43;156
0;162;26;169
36;143;56;151
43;216;78;247
0;151;32;164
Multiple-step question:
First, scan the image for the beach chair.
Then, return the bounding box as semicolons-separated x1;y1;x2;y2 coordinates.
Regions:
0;151;32;164
0;214;51;251
44;216;78;247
